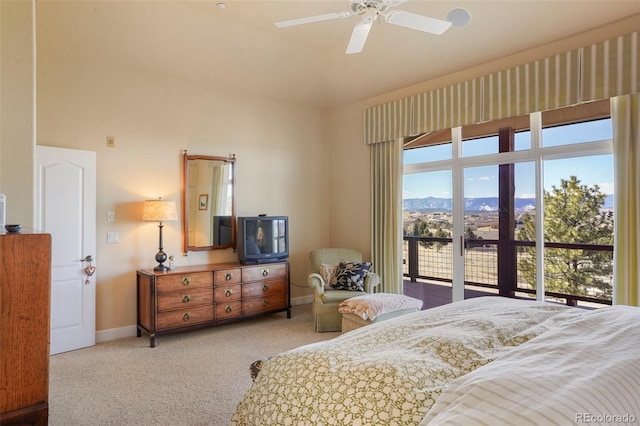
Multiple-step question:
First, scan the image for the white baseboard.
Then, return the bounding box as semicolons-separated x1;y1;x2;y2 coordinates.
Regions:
96;296;314;343
96;325;138;343
291;294;314;305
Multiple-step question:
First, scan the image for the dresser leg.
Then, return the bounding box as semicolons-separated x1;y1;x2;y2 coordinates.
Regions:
149;334;156;348
287;308;291;319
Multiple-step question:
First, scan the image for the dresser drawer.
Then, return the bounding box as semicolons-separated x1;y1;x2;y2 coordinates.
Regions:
242;279;286;299
157;288;213;311
214;284;241;302
243;293;287;315
156;305;214;330
242;263;287;282
215;301;242;319
156;272;212;293
214;268;242;286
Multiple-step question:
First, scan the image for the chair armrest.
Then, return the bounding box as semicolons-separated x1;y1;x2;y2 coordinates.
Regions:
363;272;381;293
308;273;326;296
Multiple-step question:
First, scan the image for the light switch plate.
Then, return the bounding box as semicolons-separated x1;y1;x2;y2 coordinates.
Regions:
107;232;119;243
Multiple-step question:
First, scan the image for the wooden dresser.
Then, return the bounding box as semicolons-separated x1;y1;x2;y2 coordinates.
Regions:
137;261;290;347
0;232;52;426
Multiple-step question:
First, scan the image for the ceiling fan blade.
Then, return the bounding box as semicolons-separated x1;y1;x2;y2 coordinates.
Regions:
275;10;352;28
385;0;409;7
385;10;452;35
346;20;373;54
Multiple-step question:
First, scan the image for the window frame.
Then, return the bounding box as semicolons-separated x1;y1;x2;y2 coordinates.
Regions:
403;99;613;305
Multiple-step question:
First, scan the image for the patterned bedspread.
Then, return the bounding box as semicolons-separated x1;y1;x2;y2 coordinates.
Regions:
231;296;573;426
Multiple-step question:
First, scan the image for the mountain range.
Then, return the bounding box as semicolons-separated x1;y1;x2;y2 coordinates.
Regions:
403;195;614;212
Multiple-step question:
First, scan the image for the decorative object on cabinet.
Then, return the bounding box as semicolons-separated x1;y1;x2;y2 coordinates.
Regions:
0;193;5;227
0;232;51;425
142;198;178;272
136;261;291;347
182;151;235;253
4;224;21;233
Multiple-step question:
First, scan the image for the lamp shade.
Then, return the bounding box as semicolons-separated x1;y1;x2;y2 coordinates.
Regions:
142;199;178;222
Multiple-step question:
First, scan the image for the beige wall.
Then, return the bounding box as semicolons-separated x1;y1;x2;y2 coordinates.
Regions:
3;2;636;336
0;0;35;227
37;42;331;332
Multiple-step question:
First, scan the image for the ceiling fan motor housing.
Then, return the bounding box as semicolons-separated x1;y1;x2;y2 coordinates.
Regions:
350;0;390;16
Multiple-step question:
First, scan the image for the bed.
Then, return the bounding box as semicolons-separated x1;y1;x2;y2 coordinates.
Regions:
231;296;640;425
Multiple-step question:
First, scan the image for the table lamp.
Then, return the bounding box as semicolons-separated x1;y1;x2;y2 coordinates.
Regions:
143;198;178;271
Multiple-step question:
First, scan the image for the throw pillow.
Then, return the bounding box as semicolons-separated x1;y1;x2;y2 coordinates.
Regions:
320;263;338;289
331;261;372;292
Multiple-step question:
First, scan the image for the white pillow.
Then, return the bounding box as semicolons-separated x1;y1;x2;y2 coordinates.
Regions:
319;263;338;290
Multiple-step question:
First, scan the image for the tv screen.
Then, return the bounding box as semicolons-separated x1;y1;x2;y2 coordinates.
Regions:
237;216;289;265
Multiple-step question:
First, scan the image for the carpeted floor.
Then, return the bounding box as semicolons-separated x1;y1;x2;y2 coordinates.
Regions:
48;303;339;426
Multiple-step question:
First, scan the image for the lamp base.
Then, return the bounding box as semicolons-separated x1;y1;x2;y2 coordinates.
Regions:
154;248;169;272
154;263;169;272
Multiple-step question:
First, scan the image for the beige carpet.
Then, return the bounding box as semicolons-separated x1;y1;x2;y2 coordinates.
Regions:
49;303;339;426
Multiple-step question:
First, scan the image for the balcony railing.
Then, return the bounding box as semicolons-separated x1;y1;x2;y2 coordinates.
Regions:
403;236;613;307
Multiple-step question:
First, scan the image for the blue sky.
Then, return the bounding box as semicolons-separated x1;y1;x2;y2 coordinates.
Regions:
403;119;614;199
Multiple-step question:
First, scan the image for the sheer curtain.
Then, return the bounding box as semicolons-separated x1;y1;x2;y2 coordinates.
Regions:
370;138;404;294
612;93;640;307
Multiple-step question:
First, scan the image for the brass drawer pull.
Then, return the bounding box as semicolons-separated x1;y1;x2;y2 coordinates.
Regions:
224;289;233;297
262;268;269;277
182;277;191;286
263;300;269;306
225;305;233;313
182;295;191;303
183;313;191;321
262;284;269;292
225;273;232;281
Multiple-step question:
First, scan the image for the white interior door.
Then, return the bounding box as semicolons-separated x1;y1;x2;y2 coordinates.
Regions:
36;145;96;355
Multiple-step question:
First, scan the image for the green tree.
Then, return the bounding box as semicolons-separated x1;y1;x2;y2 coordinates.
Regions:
405;218;450;251
518;176;613;299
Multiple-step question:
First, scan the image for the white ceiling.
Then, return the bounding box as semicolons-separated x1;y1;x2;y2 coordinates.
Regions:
37;1;640;109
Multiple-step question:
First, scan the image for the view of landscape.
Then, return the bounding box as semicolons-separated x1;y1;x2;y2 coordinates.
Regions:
403;120;614;300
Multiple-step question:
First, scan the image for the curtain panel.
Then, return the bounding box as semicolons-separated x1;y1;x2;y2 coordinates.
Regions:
612;93;640;307
370;138;404;294
364;31;639;145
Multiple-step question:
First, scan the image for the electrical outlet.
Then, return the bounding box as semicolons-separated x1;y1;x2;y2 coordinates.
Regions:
107;136;115;148
107;211;115;222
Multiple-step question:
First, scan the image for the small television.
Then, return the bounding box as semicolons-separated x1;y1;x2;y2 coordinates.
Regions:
237;216;289;265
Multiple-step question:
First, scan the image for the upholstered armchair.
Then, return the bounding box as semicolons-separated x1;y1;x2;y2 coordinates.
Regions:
308;248;380;332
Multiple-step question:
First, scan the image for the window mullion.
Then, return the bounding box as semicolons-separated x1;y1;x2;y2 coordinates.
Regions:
451;127;465;302
531;112;546;301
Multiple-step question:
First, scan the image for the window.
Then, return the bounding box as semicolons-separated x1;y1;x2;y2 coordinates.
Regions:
403;100;613;307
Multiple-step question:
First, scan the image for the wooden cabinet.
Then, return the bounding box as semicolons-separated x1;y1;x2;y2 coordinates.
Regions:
0;233;51;426
137;261;290;347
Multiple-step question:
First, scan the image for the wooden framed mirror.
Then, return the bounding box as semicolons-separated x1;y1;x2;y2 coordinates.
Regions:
182;151;235;253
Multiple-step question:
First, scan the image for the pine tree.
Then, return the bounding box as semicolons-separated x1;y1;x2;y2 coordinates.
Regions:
517;176;613;299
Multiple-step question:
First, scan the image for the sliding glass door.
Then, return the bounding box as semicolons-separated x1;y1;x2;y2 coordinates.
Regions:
403;103;614;308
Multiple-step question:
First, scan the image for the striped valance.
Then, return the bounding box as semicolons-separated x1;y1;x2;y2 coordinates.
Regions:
413;79;483;136
581;32;639;101
363;97;412;145
483;50;581;123
364;31;639;144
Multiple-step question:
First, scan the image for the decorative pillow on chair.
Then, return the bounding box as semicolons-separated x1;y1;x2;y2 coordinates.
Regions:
331;261;372;291
320;263;338;289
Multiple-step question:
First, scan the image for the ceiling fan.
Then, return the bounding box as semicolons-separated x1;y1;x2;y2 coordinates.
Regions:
274;0;462;55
